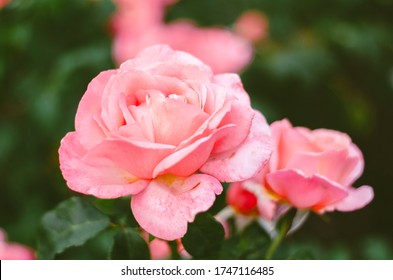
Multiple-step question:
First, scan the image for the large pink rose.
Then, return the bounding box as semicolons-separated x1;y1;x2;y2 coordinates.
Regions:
0;229;36;260
227;119;374;221
59;45;273;240
111;0;253;74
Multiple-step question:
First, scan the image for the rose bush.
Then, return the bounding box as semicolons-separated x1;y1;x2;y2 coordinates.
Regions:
59;45;273;240
0;229;36;260
227;119;374;222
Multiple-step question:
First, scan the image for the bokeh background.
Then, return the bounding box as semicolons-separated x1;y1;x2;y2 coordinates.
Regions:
1;0;392;259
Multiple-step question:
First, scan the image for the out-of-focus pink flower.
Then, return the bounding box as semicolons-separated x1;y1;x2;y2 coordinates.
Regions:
0;229;36;260
111;0;175;34
0;0;10;9
162;21;253;74
227;119;374;222
142;231;190;259
234;10;269;43
111;0;253;73
226;181;258;215
59;45;273;241
140;230;171;259
148;238;172;260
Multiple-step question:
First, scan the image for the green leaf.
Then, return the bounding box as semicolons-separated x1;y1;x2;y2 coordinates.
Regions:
110;228;150;260
37;197;110;259
218;221;270;259
181;212;225;258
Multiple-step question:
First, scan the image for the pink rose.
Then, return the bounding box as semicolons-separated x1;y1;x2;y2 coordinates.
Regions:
59;45;273;240
112;0;253;73
0;229;36;260
227;119;374;221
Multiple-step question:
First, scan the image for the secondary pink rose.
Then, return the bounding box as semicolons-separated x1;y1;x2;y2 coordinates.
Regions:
0;229;36;260
111;0;253;73
59;45;273;240
227;119;374;221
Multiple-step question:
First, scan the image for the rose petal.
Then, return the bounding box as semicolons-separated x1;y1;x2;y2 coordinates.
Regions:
210;99;254;153
309;128;352;151
75;70;116;149
270;119;319;170
266;169;348;210
287;149;363;187
100;70;157;131
346;143;365;186
59;132;150;198
153;131;217;177
176;93;232;149
148;97;209;146
82;138;175;179
200;111;273;182
121;44;212;75
131;174;222;240
213;73;251;106
334;185;374;212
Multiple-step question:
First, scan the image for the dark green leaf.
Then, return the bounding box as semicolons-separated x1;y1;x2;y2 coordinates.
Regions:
110;228;150;260
218;221;270;259
181;212;225;258
37;197;110;259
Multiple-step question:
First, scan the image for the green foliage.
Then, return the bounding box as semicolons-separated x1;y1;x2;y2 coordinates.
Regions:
278;235;393;260
37;197;110;259
218;221;271;259
182;213;225;259
110;228;150;260
360;236;393;260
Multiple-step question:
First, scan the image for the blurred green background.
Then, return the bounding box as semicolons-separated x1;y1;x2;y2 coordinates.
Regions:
1;0;392;259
